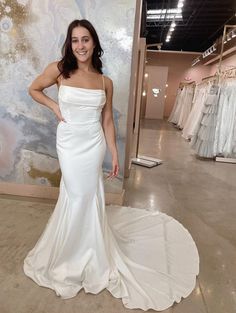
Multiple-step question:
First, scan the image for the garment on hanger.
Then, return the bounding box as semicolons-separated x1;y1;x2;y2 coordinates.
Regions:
214;78;236;157
168;87;182;124
170;66;236;159
191;84;220;158
182;82;211;140
168;83;195;129
177;85;195;129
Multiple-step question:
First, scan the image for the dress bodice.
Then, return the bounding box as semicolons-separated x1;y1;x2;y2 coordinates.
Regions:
58;85;106;125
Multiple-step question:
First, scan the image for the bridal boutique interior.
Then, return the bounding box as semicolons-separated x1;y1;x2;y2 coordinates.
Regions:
126;0;236;312
0;0;236;313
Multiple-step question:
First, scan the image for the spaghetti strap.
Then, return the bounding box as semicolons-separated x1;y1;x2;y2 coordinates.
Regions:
102;75;105;91
60;75;64;86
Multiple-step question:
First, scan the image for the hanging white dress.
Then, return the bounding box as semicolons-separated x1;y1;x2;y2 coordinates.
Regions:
191;84;220;158
23;80;199;311
182;83;210;140
168;88;182;123
214;79;236;157
168;87;187;125
177;85;195;129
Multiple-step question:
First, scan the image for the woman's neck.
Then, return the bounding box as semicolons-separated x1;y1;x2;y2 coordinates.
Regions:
77;61;94;73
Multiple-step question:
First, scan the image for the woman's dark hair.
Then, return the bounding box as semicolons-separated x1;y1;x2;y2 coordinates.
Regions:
57;19;104;78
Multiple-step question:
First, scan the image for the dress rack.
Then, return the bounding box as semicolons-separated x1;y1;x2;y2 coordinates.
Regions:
178;81;196;90
215;66;236;164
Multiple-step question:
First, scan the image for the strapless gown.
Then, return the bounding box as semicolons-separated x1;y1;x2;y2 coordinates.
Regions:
23;85;199;311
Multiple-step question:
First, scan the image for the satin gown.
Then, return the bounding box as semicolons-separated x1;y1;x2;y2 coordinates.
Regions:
23;80;199;311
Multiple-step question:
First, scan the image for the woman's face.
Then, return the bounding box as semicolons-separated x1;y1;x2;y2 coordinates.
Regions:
71;26;95;64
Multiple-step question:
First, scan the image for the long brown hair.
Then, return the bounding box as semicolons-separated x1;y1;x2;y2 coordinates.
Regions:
57;19;104;78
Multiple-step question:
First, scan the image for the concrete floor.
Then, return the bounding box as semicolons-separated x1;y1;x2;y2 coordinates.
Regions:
0;119;236;313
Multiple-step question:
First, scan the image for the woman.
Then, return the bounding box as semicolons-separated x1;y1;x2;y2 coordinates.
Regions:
27;19;119;180
23;19;199;311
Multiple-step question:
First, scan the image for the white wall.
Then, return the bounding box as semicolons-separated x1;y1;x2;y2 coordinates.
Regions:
0;0;137;195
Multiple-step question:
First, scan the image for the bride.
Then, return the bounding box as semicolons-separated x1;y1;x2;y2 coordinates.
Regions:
23;19;199;311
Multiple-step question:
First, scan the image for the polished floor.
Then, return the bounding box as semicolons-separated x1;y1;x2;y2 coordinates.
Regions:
124;119;236;313
0;119;236;313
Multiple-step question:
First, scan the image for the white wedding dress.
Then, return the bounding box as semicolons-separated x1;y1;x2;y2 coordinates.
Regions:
23;77;199;311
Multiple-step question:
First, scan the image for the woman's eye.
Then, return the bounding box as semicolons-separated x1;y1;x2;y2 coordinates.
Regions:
71;38;89;43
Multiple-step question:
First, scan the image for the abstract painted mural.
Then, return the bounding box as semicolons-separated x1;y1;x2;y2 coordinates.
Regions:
0;0;136;193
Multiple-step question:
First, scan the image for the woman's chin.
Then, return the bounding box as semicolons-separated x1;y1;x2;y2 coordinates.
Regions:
76;57;91;64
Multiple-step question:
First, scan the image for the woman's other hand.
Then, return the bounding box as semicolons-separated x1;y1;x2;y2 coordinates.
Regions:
107;157;119;179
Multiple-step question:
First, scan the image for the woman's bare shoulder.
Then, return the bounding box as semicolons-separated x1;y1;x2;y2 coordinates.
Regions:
43;61;61;76
103;75;113;89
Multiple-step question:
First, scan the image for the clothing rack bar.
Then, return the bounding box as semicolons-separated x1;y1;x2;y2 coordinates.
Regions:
223;66;236;71
179;81;195;86
202;75;216;81
216;157;236;164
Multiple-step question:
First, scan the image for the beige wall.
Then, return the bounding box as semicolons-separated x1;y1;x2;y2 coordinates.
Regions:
146;51;211;117
146;51;236;118
145;65;168;119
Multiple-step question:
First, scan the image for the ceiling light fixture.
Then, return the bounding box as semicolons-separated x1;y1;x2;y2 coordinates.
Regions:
202;43;217;58
147;9;182;14
223;27;236;42
149;0;185;43
191;56;200;67
232;28;236;37
147;14;182;21
165;19;176;42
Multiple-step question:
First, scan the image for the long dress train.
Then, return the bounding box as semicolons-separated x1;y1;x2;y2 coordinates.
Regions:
23;79;199;311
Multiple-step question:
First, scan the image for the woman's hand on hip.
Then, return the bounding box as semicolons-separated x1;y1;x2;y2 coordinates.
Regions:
52;103;66;122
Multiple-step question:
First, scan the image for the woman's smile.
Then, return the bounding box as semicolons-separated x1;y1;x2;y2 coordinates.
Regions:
71;26;95;63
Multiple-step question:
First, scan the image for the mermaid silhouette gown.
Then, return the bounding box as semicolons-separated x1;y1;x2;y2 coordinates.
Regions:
23;76;199;311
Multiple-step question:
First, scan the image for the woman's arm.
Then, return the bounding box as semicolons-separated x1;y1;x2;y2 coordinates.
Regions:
29;61;65;122
101;77;119;178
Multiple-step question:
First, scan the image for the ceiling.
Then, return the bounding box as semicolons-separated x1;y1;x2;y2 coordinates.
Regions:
144;0;236;52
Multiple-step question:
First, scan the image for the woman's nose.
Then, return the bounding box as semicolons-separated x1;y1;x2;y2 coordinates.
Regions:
77;41;84;49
